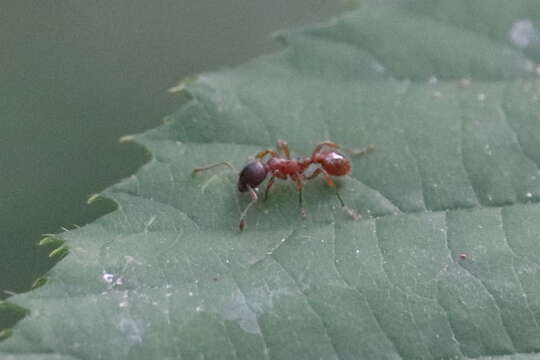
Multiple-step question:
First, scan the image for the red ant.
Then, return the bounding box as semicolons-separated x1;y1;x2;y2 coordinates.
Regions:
193;140;373;230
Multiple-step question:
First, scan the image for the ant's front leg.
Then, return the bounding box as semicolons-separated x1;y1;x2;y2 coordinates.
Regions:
264;175;276;200
239;185;258;231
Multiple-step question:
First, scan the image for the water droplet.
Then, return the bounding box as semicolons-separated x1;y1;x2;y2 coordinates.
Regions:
102;272;114;283
477;93;487;102
526;192;533;198
371;62;385;73
195;305;204;312
281;238;286;242
225;259;230;264
119;301;128;308
509;19;538;48
188;291;194;297
428;76;438;85
355;249;361;255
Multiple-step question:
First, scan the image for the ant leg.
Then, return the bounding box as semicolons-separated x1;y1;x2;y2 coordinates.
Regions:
305;168;336;187
239;185;258;231
312;141;374;157
307;168;361;220
312;141;341;157
193;161;235;174
335;191;362;220
348;144;375;156
255;149;278;160
277;140;291;159
292;174;306;217
264;175;276;200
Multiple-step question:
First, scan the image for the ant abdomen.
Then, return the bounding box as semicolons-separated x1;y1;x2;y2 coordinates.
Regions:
320;151;351;176
238;160;268;192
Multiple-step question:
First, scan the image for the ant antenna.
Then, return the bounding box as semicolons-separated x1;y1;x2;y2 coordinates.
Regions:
192;161;235;174
239;185;258;231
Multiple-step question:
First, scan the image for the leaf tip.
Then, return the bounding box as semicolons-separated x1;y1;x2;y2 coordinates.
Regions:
87;193;102;204
168;75;198;94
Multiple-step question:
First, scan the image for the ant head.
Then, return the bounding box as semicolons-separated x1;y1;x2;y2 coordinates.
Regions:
238;160;268;192
320;151;351;176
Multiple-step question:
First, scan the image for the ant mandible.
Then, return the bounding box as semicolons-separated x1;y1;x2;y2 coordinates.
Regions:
193;140;374;231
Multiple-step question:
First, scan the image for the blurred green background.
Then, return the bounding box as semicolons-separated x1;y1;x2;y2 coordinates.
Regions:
0;1;344;299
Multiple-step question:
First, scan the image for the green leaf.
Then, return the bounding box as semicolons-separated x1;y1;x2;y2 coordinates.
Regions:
3;1;540;359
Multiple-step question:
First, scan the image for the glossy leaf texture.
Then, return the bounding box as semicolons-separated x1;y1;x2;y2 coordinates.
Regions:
3;1;540;359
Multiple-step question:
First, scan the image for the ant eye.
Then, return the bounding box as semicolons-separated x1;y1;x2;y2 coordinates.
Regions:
238;161;267;192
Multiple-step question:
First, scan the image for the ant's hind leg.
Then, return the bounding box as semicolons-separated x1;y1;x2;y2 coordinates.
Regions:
335;192;362;220
305;168;336;187
348;144;375;156
193;161;235;174
239;185;258;231
307;168;361;220
312;141;341;156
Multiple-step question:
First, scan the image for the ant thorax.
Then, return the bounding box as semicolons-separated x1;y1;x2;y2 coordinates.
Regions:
266;157;302;175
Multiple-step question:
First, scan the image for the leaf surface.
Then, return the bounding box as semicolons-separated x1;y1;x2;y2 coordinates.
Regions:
3;1;540;359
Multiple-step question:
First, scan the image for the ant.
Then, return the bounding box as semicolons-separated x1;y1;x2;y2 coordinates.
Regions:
193;140;374;230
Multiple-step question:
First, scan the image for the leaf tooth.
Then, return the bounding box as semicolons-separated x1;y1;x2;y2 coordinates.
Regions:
0;329;12;341
31;277;48;290
38;236;63;247
48;246;69;259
